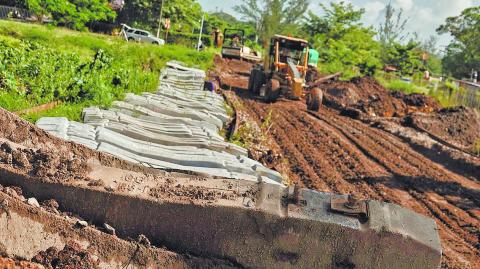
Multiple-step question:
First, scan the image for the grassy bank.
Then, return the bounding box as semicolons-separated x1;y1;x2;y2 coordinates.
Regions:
376;73;480;109
0;20;214;121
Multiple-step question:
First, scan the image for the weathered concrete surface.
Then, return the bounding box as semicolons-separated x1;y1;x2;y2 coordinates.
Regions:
36;117;282;182
36;62;283;183
0;163;442;269
0;189;239;269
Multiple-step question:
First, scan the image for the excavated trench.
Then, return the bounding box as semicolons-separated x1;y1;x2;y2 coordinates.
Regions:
225;90;480;269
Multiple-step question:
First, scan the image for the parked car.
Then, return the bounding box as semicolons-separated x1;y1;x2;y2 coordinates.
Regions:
120;24;165;45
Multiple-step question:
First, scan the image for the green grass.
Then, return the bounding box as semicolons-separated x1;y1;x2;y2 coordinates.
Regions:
381;79;429;95
376;74;470;108
0;20;214;121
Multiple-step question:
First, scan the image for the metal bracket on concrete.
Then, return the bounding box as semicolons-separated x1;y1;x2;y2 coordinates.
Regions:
330;195;368;220
287;185;306;206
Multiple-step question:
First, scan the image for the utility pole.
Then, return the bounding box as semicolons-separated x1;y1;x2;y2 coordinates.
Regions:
156;0;165;38
197;13;205;51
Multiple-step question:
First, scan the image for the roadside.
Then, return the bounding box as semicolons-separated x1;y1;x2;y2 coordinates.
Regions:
215;57;479;269
0;20;213;122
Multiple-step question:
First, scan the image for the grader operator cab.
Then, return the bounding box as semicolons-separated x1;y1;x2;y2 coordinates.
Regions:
248;35;323;111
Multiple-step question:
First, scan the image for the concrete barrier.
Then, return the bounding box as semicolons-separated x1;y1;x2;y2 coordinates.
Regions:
36;62;283;183
0;165;442;269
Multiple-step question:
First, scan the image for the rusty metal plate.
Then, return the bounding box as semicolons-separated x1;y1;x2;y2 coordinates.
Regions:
330;196;368;218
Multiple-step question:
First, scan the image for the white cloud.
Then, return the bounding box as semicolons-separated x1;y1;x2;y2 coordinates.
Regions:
350;0;479;46
363;1;385;25
395;0;413;11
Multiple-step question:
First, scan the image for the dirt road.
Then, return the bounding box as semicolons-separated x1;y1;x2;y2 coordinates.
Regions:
227;88;479;269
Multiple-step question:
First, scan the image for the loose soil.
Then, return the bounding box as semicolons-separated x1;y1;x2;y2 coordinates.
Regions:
404;106;480;154
0;257;44;269
31;241;99;269
323;77;440;118
221;59;480;268
0;107;192;184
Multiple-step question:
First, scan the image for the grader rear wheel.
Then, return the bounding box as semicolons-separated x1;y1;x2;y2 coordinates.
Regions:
306;87;323;111
248;67;264;94
264;79;281;103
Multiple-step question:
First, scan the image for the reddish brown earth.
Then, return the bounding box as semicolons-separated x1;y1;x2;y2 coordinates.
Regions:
32;241;99;269
323;77;440;118
404;106;480;154
0;257;44;268
222;64;480;269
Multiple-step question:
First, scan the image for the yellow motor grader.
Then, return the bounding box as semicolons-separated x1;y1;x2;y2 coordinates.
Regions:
248;35;323;111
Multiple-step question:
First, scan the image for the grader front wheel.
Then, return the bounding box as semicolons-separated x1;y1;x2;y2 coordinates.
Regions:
306;88;323;111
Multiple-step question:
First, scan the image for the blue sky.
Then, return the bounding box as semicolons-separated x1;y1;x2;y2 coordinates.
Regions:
198;0;480;48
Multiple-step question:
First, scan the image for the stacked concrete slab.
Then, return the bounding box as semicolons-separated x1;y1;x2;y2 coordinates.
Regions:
37;62;283;184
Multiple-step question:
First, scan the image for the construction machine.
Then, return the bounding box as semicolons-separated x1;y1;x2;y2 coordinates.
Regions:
221;29;262;63
248;35;323;111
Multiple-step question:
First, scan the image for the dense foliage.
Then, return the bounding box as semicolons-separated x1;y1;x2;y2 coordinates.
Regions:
437;6;480;78
117;0;203;33
234;0;309;46
24;0;116;30
0;20;213;121
303;2;381;78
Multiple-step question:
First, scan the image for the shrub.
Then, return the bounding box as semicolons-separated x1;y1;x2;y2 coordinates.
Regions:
0;20;214;121
386;80;417;94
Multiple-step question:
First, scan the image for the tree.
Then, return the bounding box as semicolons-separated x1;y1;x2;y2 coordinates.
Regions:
421;35;438;55
303;1;364;39
0;0;27;8
378;1;409;47
420;36;442;74
385;41;423;75
25;0;116;30
303;1;381;78
117;0;203;33
234;0;309;46
437;6;480;78
375;1;427;75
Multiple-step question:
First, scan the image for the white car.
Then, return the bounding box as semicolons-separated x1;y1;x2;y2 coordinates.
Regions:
121;24;165;45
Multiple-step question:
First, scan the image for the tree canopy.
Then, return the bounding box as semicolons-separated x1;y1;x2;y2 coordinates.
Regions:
6;0;476;79
437;6;480;78
116;0;203;33
303;1;381;78
25;0;116;30
234;0;309;45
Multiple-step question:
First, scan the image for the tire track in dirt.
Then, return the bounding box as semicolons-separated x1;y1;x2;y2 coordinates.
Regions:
279;108;388;200
236;95;479;269
243;99;330;190
309;109;480;268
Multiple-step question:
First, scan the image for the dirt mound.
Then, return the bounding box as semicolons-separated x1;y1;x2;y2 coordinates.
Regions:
32;242;98;269
0;140;91;183
0;108;166;181
0;257;44;269
323;77;440;117
404;107;480;154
